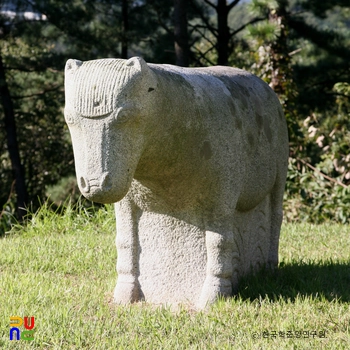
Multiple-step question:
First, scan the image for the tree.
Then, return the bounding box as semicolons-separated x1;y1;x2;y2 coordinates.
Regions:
1;0;349;225
246;0;350;222
0;0;86;216
189;0;266;66
0;0;179;220
174;0;189;66
0;52;28;220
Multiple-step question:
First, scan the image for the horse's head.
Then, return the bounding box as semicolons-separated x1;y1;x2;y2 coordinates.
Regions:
64;57;157;203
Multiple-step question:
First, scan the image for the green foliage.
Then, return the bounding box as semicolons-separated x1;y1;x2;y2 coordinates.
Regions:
45;175;80;206
0;7;74;211
296;0;350;19
243;0;350;223
283;79;350;223
8;199;115;237
1;0;349;223
0;198;17;236
284;159;350;223
0;0;178;216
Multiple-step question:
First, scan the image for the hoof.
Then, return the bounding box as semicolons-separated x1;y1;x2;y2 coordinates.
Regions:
197;276;232;309
113;282;141;304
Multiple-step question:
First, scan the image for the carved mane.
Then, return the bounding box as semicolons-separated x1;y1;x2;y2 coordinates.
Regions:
65;59;137;118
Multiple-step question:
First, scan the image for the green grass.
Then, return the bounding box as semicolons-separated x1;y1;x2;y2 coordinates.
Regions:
0;204;349;349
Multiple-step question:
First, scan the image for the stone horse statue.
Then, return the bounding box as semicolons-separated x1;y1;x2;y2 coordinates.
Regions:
64;57;289;308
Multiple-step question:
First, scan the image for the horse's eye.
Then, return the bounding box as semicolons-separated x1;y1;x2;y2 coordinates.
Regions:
113;106;133;125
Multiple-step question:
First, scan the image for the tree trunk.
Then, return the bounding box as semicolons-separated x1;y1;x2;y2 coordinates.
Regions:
0;53;27;221
216;0;230;66
269;0;290;96
121;0;129;59
174;0;189;66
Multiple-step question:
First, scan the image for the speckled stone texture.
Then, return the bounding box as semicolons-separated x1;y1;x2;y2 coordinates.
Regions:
64;57;289;309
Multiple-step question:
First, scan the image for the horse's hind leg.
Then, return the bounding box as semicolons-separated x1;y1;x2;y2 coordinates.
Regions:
268;175;286;269
197;223;235;309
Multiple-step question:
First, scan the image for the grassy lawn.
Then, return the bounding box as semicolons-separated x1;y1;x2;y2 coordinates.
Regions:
0;204;349;349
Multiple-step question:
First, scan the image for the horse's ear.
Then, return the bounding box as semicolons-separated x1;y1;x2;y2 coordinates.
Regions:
65;59;82;74
125;56;157;90
125;57;149;72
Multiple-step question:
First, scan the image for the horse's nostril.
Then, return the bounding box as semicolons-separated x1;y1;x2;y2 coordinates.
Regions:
79;176;90;193
101;173;112;191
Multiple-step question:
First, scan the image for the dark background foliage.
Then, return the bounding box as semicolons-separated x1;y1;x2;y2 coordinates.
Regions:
1;0;349;232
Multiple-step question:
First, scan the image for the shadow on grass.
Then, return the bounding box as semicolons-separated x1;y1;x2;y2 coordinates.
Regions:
237;260;350;303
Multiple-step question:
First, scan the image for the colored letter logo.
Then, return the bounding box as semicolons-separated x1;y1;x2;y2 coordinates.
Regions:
9;316;35;341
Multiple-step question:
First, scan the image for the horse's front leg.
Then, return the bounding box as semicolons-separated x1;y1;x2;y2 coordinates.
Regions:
113;195;142;303
198;227;235;309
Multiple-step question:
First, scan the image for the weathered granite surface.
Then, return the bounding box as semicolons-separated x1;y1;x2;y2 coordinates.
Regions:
64;57;289;308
